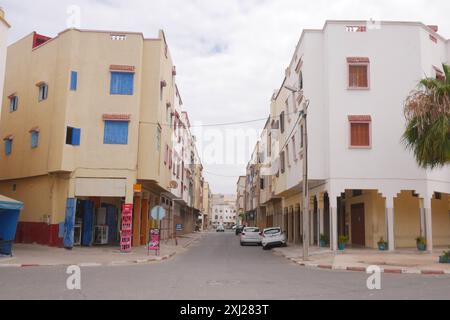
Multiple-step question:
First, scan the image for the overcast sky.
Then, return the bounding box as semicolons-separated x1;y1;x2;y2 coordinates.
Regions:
2;0;449;194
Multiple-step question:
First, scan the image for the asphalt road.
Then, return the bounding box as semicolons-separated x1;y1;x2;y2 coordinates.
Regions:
0;231;449;300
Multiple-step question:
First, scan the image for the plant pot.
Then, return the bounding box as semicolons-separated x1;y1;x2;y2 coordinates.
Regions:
417;243;427;251
319;240;328;248
439;256;449;264
378;243;388;251
338;243;346;251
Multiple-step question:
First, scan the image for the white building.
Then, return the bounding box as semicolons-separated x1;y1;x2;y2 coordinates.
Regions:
260;21;450;252
211;194;237;228
0;9;10;122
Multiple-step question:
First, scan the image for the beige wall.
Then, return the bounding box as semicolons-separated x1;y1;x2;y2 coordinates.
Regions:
0;11;10;123
0;175;69;225
394;191;421;248
432;194;450;246
344;190;386;249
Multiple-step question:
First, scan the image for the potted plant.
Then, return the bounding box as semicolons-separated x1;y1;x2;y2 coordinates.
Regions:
338;236;349;251
319;234;329;248
416;236;427;251
439;251;450;264
377;238;388;251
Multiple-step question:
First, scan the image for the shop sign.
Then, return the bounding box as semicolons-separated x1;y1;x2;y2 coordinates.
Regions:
148;229;160;255
120;204;133;253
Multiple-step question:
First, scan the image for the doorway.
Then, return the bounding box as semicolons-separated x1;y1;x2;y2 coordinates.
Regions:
351;203;366;247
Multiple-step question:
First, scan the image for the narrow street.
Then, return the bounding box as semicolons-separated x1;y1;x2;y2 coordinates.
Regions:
1;231;449;300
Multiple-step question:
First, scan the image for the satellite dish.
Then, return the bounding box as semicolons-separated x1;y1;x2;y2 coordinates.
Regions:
169;180;179;189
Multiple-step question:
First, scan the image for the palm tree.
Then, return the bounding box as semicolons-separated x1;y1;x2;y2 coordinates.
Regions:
403;64;450;169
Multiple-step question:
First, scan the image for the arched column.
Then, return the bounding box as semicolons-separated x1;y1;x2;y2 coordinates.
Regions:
294;204;301;244
329;193;339;252
288;207;293;243
317;193;325;246
385;196;395;252
309;196;315;245
420;196;433;252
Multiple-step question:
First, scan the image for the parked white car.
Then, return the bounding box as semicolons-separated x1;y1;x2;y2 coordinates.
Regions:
240;227;262;246
216;225;225;232
261;227;287;250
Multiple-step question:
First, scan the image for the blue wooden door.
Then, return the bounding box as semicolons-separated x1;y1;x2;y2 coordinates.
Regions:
81;201;94;247
105;205;119;244
63;198;77;249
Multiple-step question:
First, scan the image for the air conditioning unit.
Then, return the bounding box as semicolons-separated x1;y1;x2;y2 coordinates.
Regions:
94;226;109;245
96;208;107;225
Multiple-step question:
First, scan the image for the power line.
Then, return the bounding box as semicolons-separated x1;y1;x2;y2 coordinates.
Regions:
139;111;301;128
204;170;242;178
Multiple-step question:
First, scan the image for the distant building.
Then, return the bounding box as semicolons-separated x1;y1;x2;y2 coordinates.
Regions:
211;194;237;228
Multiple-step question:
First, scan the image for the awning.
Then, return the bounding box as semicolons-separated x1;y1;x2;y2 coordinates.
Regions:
0;195;23;256
0;195;24;211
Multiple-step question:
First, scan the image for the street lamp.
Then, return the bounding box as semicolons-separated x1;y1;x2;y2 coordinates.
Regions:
284;85;310;261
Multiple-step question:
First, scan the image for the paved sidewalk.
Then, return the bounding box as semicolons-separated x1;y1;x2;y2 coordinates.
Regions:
274;245;450;275
0;232;204;268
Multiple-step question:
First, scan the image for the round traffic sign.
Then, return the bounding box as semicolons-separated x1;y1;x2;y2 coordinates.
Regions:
151;206;166;221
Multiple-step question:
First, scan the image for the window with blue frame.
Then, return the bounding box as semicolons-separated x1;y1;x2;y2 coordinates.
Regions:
66;127;81;146
110;72;134;95
31;131;39;149
4;139;12;155
38;83;49;101
9;96;18;112
70;71;78;91
104;120;129;145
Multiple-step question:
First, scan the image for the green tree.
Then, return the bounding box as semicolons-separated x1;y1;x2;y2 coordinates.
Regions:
403;64;450;169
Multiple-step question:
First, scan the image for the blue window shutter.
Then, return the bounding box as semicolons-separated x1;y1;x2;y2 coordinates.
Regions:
10;96;18;112
70;71;78;91
64;198;77;248
104;121;129;145
5;140;12;155
71;128;81;146
110;72;134;95
39;84;48;101
31;132;39;148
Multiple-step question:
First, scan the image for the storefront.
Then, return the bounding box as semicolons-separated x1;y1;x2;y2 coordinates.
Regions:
72;197;122;247
64;178;126;249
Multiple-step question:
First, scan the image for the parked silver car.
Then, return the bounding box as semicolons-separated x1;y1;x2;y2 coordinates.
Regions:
240;227;262;246
261;227;287;250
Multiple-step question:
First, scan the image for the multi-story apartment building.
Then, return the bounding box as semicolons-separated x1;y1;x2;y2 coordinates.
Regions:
245;20;450;252
235;176;246;225
169;95;205;236
0;9;10;122
243;142;263;227
0;28;206;249
201;182;212;230
211;194;237;228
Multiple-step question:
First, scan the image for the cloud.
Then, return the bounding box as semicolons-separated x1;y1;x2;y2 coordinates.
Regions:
2;0;450;193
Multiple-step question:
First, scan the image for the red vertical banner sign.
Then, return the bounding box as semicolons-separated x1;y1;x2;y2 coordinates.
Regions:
148;229;160;256
120;204;133;253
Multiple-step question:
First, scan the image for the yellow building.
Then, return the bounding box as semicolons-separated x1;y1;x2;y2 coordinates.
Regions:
0;28;205;248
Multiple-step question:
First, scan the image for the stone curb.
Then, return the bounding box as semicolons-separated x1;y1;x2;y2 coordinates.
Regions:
275;251;450;276
0;235;204;269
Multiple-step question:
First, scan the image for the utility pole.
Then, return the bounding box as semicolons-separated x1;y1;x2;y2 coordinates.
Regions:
301;100;310;261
